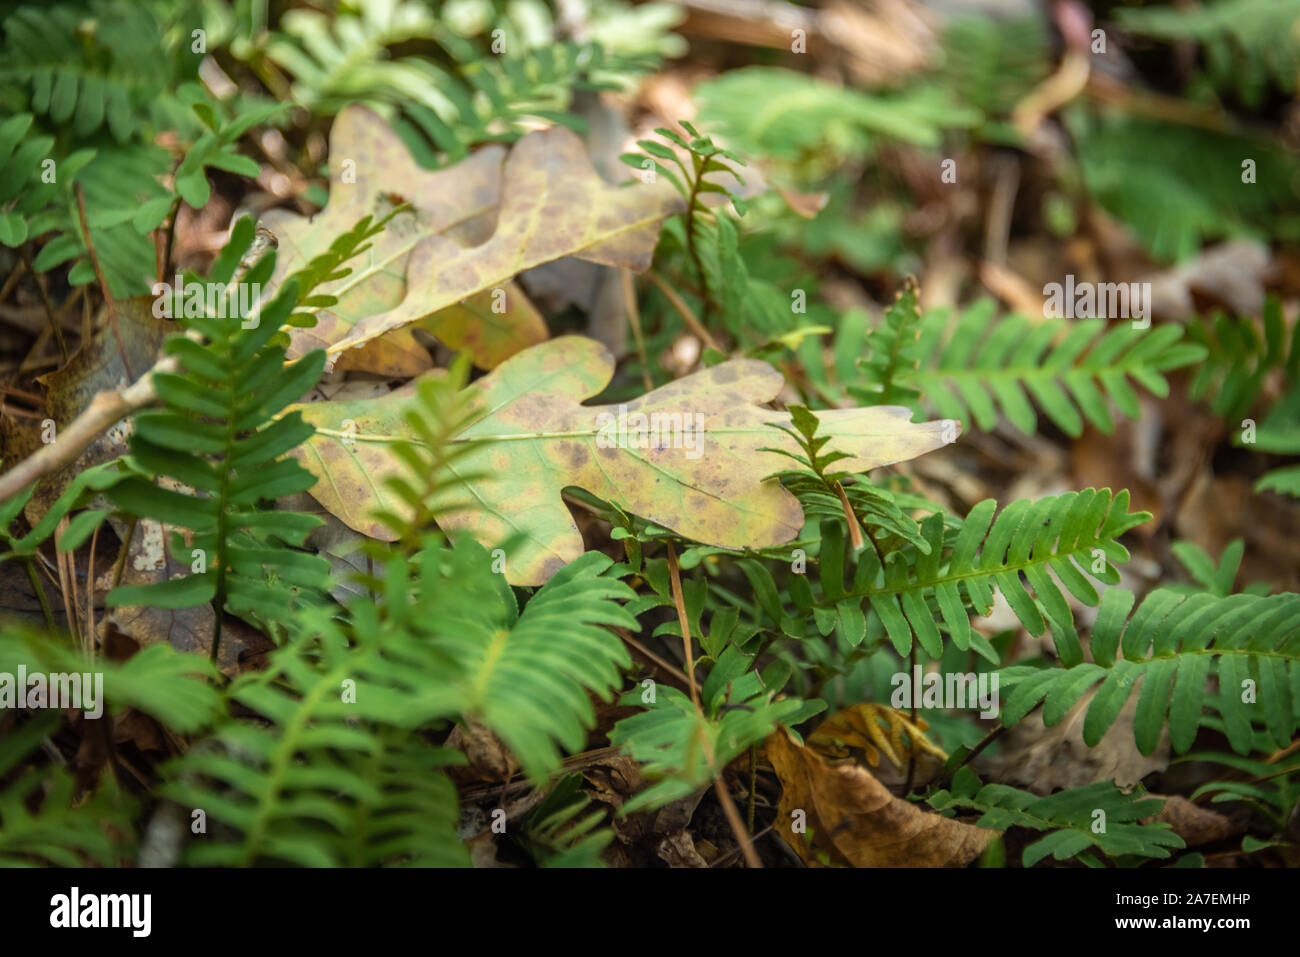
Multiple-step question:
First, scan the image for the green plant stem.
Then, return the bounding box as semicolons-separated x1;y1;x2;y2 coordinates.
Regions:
24;555;54;628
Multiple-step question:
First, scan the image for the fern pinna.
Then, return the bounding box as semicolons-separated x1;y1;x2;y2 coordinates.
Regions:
1000;587;1300;756
845;289;1206;437
102;217;336;658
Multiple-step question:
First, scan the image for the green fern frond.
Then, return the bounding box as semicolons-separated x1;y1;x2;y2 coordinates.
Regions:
1118;0;1300;105
0;625;220;866
849;298;1206;437
0;0;197;142
937;15;1049;141
694;67;981;163
1069;112;1300;261
742;487;1148;669
999;587;1300;756
410;544;637;783
0;764;132;866
1180;750;1300;825
1188;296;1299;422
0;624;222;731
513;773;613;868
103;216;332;654
1168;539;1267;597
162;603;468;867
929;767;1185;866
164;537;635;864
610;679;812;813
260;1;652;166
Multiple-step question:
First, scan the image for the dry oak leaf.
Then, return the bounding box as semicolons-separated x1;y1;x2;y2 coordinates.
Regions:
766;729;994;867
320;118;686;364
809;702;947;770
290;335;959;586
258;105;544;373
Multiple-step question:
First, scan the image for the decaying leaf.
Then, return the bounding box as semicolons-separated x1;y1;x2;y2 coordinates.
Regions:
809;702;948;770
260;105;545;373
319;119;686;364
766;729;994;867
260;104;681;372
290;336;960;585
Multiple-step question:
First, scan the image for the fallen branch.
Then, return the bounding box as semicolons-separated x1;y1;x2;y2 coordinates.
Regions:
0;358;168;503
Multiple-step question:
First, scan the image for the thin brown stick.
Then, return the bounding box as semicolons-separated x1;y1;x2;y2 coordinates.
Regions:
55;517;79;644
0;255;26;304
645;270;721;353
75;183;133;380
86;520;101;662
710;823;774;868
0;383;43;405
620;268;653;392
0;366;164;502
665;542;699;708
664;540;761;867
19;247;68;362
713;774;762;868
615;626;691;688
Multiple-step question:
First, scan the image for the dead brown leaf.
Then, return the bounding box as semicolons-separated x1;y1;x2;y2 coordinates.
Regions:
766;729;994;867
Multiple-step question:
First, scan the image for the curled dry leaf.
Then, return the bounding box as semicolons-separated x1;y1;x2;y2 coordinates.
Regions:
259;105;545;373
766;729;994;868
260;105;683;371
321;117;686;363
290;335;960;585
808;702;948;770
1147;794;1237;847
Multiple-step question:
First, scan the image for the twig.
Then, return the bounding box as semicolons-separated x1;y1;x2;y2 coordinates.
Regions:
665;542;698;708
904;646;917;794
0;365;166;503
160;195;183;284
55;516;80;645
937;722;1006;789
620;268;653;392
747;744;757;833
645;270;721;353
615;625;691;688
665;540;762;867
87;520;101;662
710;823;774;868
713;774;762;868
0;255;26;304
75;183;133;380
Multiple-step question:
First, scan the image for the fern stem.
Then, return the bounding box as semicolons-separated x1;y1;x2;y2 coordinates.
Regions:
159;195;183;283
683;152;713;328
646;270;719;352
24;555;54;629
665;542;698;709
18;247;68;363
